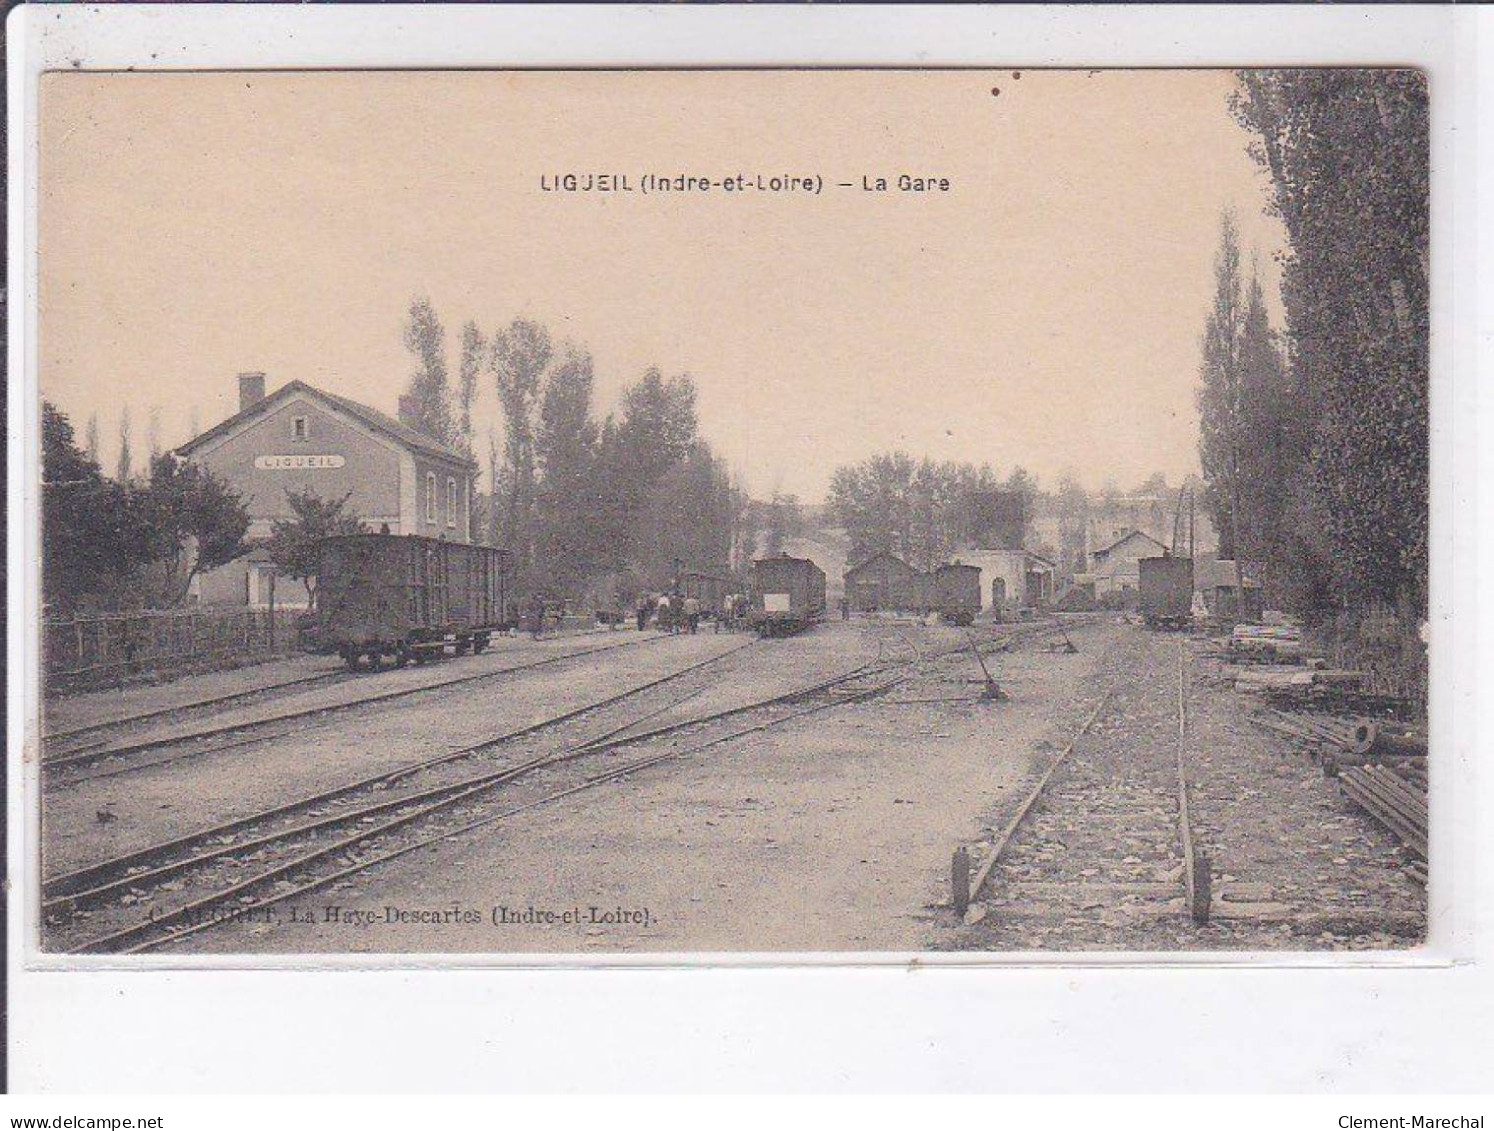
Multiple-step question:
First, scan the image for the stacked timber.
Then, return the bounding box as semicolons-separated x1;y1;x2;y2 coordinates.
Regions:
1339;763;1428;862
1247;703;1429;879
1229;624;1305;663
1249;710;1428;761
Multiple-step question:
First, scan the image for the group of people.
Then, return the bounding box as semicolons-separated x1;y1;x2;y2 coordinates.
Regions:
631;591;756;634
634;592;703;634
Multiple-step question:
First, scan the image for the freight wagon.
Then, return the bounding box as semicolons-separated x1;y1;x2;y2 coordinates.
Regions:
1138;555;1195;630
316;534;517;669
932;563;982;626
749;554;827;636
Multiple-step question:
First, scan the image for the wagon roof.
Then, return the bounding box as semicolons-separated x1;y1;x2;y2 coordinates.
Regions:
178;379;477;468
320;532;513;556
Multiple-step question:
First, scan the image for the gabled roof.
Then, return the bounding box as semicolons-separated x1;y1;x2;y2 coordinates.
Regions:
1092;529;1168;558
844;550;916;579
177;379;476;468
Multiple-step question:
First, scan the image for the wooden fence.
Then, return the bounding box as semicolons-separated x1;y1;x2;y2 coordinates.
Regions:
45;608;306;693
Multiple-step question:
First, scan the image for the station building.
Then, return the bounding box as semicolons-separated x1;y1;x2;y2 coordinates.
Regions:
177;372;477;607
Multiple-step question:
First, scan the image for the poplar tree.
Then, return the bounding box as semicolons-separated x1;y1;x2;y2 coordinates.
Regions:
402;296;458;447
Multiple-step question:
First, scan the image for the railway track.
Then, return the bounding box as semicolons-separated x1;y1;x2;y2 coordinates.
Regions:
962;633;1211;935
44;667;354;749
46;654;907;954
41;632;677;786
42;639;760;905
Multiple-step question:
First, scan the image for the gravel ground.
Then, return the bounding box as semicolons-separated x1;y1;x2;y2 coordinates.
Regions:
166;618;1111;954
940;627;1427;952
41;631;742;878
53;614;1422;957
42;627;650;741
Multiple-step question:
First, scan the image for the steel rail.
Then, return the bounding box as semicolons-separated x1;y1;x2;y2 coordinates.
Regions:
967;690;1114;904
43;639;757;901
70;667;904;954
1176;637;1210;924
42;632;675;782
43;668;353;749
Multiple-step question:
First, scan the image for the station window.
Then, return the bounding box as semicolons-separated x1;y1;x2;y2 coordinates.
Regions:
426;473;437;523
291;416;308;442
446;478;458;527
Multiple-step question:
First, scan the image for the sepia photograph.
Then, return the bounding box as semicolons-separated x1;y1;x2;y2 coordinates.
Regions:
31;66;1430;958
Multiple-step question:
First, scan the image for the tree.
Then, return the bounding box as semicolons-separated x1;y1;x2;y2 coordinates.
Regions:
1197;211;1247;560
147;406;162;462
634;442;735;584
1231;69;1429;612
490;318;553;574
1002;467;1038;551
402;296;458;446
1135;471;1170;498
607;368;702;575
265;489;366;606
136;454;251;605
829;452;1014;568
84;413;100;466
115;405;133;485
457;320;486;458
1056;471;1091;574
42;401;134;611
763;492;802;557
484;427;502;547
534;347;603;591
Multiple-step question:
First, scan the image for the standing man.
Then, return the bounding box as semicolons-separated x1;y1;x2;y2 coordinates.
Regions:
683;595;701;634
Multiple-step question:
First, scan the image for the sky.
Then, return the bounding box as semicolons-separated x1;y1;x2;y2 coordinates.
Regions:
40;69;1288;502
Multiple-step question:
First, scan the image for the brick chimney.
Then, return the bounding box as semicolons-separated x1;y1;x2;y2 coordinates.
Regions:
398;394;421;428
238;371;267;412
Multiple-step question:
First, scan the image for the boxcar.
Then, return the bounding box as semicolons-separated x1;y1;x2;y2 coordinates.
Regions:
749;554;827;636
316;534;517;669
1138;555;1195;630
932;563;982;626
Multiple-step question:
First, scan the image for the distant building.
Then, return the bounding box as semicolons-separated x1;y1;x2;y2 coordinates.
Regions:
843;551;923;613
1084;491;1219;563
176;372;477;607
1075;528;1170;603
953;547;1056;613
